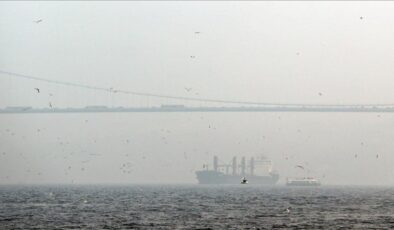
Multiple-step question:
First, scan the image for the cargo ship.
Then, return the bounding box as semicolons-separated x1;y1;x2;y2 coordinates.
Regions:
286;177;321;186
195;156;279;185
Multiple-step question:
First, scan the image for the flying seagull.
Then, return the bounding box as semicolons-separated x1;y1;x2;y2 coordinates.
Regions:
34;88;40;93
184;87;192;92
194;31;201;34
295;165;305;170
190;56;196;59
33;19;43;23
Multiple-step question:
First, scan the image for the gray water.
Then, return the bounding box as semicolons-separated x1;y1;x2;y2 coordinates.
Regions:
0;185;393;229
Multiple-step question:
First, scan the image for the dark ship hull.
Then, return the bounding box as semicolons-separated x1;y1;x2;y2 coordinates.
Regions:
196;170;279;185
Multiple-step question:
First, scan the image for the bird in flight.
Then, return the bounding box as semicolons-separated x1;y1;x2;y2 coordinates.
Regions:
49;102;53;108
318;92;323;96
34;88;40;93
184;87;192;92
190;56;196;58
194;31;201;34
295;165;305;170
33;19;43;24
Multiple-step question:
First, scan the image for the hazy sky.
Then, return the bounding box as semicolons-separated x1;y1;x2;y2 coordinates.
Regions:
1;1;394;185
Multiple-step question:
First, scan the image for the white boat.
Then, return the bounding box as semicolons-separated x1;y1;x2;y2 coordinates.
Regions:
286;177;321;186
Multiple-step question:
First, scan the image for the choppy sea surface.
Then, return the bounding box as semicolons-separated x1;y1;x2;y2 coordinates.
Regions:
0;185;394;229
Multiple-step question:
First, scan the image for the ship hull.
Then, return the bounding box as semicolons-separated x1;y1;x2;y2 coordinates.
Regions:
196;170;279;185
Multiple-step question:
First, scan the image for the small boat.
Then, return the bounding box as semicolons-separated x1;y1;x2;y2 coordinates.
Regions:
241;177;248;184
286;177;321;186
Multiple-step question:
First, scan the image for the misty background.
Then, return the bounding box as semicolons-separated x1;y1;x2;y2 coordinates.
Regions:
1;1;394;185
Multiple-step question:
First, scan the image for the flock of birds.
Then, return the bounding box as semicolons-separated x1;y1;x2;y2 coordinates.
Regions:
4;98;381;184
1;94;384;184
2;15;376;183
29;15;367;102
33;87;55;108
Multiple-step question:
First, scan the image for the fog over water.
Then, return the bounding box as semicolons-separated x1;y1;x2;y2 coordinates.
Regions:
1;112;393;185
1;2;394;185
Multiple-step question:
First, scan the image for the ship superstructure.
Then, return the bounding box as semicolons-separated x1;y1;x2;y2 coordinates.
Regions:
195;156;279;185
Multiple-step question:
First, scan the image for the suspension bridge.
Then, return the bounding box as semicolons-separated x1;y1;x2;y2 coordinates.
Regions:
1;70;394;114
